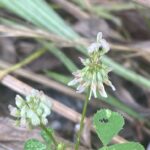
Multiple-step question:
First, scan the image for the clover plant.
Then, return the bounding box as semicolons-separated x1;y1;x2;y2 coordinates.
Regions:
8;32;144;150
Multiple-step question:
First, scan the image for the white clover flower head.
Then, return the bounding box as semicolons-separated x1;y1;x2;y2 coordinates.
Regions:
88;43;101;54
68;32;115;100
8;89;52;128
88;32;110;55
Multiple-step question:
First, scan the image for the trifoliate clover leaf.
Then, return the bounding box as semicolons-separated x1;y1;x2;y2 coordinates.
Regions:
24;139;46;150
99;142;145;150
93;109;124;146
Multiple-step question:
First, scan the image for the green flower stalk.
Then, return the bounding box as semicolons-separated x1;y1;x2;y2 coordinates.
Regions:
8;89;52;128
68;32;115;100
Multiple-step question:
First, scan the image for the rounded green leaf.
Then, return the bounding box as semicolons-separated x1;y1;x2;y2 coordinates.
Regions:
99;142;145;150
24;139;47;150
93;109;124;146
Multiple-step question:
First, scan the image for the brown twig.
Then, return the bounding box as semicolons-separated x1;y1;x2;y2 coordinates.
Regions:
51;0;89;20
0;25;88;47
1;74;83;123
1;25;150;55
133;0;150;7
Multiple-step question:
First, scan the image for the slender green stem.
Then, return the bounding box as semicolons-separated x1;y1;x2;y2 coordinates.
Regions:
0;48;47;79
40;123;58;147
75;88;90;150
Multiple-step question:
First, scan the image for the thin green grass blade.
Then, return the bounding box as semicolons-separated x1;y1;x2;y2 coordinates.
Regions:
103;56;150;89
96;3;136;12
43;42;77;72
71;0;121;25
44;70;71;84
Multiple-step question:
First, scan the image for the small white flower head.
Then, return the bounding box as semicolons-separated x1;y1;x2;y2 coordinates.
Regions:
88;32;110;55
9;89;52;128
68;32;115;100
